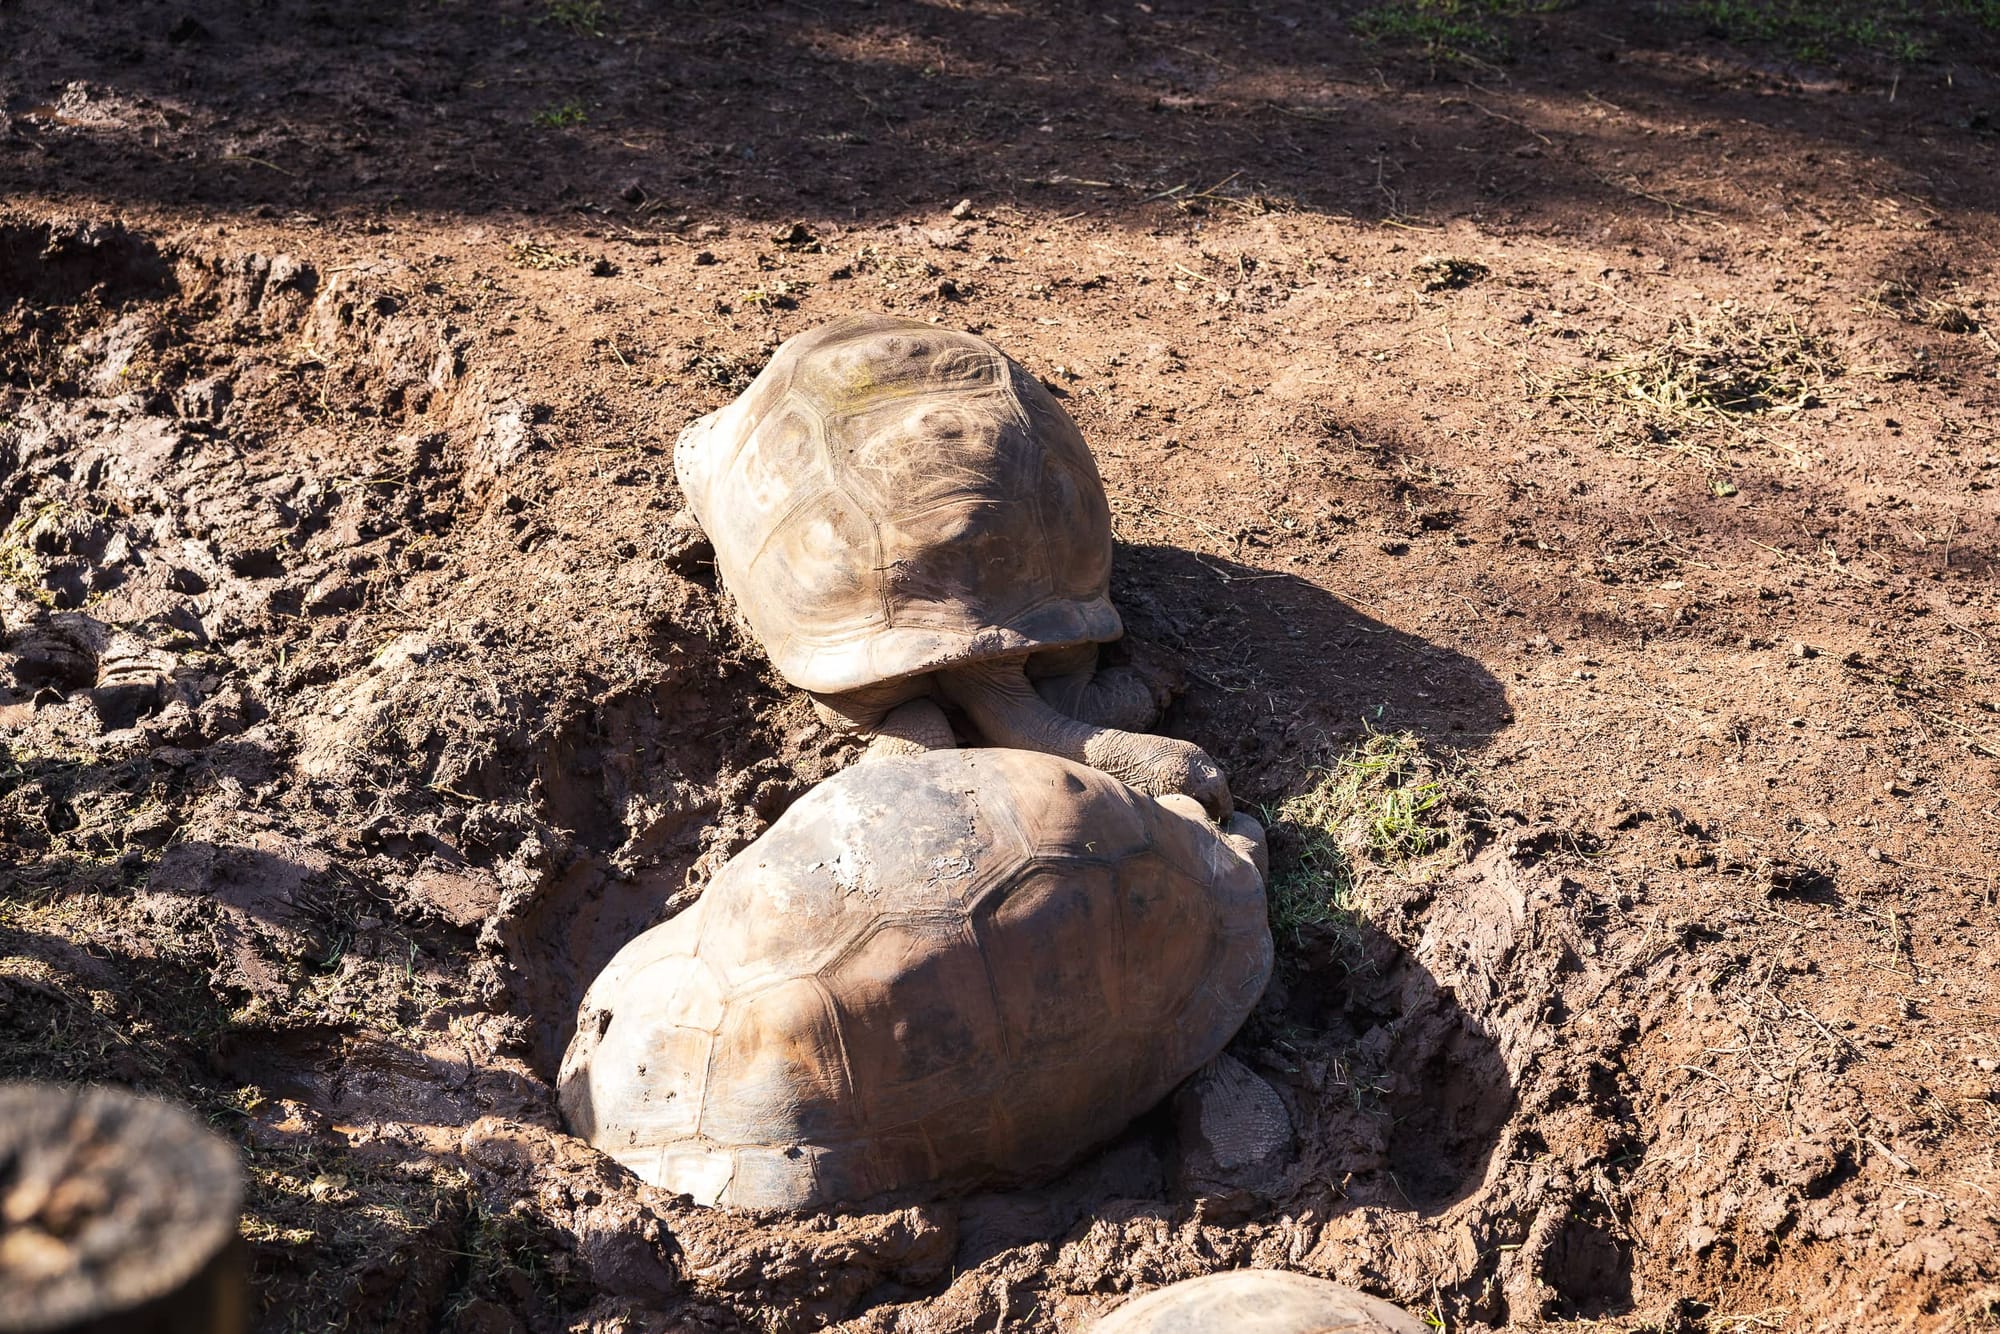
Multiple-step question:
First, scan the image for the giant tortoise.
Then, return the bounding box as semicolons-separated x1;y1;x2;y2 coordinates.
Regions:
558;746;1270;1209
674;312;1231;816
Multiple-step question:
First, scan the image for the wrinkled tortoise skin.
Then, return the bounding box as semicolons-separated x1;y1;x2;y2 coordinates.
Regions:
673;312;1119;696
1093;1270;1428;1333
558;748;1271;1210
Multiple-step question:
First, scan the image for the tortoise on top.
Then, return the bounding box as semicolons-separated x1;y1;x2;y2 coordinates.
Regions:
674;312;1230;816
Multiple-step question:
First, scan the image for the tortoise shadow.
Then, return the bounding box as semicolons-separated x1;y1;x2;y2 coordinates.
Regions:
1111;542;1513;801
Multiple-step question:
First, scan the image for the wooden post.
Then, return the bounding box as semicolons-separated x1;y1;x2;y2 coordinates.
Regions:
0;1083;247;1334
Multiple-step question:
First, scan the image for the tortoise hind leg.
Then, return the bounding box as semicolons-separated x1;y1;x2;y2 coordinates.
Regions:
814;684;955;759
1031;639;1179;732
1035;663;1167;732
942;657;1232;819
863;698;957;758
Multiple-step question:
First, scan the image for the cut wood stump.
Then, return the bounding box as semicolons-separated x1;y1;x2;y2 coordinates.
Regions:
0;1083;247;1334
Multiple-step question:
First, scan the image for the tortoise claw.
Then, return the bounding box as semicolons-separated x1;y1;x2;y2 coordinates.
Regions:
1222;811;1268;879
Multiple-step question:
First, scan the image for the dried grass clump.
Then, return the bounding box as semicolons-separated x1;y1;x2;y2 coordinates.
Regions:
1864;279;1982;335
1538;303;1842;463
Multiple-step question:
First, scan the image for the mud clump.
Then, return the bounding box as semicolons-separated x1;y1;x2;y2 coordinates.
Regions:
142;832;339;1004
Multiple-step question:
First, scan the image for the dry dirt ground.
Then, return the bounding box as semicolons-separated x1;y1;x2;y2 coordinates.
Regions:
3;1;1999;1331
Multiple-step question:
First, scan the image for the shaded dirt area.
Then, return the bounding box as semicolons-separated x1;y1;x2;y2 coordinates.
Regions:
2;1;1998;1330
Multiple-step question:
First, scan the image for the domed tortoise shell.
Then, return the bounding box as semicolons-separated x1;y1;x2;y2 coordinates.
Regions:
559;747;1270;1210
673;313;1120;695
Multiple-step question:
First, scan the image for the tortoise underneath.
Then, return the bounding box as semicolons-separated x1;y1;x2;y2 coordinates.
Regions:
674;312;1231;817
558;748;1270;1210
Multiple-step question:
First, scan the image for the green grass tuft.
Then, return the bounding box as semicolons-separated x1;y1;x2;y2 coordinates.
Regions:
1263;725;1473;947
531;102;588;129
1353;0;1557;63
541;0;608;37
1674;0;2000;64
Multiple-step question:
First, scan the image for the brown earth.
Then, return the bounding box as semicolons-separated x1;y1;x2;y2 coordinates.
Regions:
2;1;1998;1331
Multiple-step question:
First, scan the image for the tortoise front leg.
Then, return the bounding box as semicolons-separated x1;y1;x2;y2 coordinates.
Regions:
1160;795;1270;879
941;657;1232;818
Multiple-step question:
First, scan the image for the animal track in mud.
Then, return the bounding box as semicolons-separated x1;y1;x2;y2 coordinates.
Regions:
1253;907;1514;1215
1383;1009;1517;1212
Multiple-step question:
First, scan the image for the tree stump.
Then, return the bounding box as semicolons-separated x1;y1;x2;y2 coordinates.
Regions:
0;1083;247;1334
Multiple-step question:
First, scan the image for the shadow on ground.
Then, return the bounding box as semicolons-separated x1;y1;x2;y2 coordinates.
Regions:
1114;542;1512;798
4;1;1997;232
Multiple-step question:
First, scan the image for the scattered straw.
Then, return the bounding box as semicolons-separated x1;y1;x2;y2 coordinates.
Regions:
1862;280;1981;335
1535;303;1842;464
508;240;580;270
1413;254;1490;291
